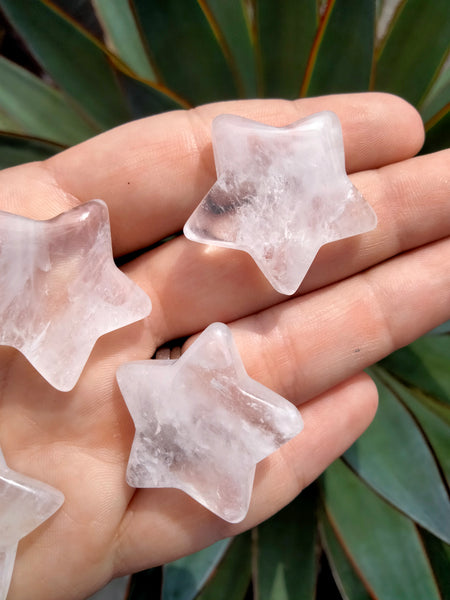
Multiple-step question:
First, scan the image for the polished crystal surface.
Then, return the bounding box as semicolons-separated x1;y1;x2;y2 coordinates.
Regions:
184;112;377;295
0;448;64;600
0;200;151;391
117;322;303;523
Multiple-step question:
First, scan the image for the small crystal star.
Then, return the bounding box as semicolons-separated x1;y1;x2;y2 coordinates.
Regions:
0;448;64;600
117;323;303;523
0;200;151;391
184;112;377;295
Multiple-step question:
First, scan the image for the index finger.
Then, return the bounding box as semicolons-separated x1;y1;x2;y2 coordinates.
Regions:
0;93;424;256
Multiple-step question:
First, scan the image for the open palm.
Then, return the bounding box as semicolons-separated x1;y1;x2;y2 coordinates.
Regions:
1;93;449;600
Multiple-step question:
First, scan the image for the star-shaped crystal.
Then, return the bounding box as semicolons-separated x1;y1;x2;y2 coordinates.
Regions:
0;200;151;391
184;112;377;295
117;322;303;523
0;448;64;600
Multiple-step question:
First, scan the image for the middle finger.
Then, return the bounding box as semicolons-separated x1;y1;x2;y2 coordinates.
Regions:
124;149;450;346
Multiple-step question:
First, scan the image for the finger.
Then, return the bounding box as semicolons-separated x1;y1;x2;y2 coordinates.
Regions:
49;93;424;254
124;150;450;346
228;236;450;406
0;94;424;257
114;372;377;574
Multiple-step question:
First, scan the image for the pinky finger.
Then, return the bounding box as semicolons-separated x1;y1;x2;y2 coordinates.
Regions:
115;372;377;573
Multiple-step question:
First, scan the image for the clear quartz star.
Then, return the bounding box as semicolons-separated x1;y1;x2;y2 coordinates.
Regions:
184;111;377;295
117;322;303;523
0;200;151;391
0;447;64;600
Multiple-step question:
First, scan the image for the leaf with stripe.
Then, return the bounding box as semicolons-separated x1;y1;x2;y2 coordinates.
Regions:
374;0;450;106
132;0;238;106
0;132;64;168
322;459;442;600
0;55;98;144
302;0;375;97
256;0;317;98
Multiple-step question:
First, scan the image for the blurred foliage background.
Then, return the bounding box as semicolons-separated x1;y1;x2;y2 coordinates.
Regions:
0;1;449;599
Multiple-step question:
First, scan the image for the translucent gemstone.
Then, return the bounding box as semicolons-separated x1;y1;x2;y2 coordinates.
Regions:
184;112;377;295
117;323;303;523
0;200;151;391
0;448;63;600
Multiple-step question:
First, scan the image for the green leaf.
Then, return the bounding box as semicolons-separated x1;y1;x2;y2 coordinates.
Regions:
92;0;156;80
201;0;257;97
322;459;442;600
380;335;450;405
162;538;231;600
117;72;186;119
0;55;98;145
376;0;386;20
303;0;375;97
48;0;103;37
196;533;251;600
131;0;238;105
380;375;450;487
420;529;450;600
319;509;372;600
0;108;24;135
345;369;450;542
0;132;64;168
427;321;450;336
422;107;450;155
420;61;450;125
375;0;450;106
256;0;317;98
255;485;318;600
0;0;131;130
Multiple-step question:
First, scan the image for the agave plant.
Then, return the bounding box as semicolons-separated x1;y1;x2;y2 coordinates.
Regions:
0;1;449;599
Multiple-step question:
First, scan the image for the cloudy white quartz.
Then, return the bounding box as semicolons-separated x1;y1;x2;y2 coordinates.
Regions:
184;112;377;295
0;200;151;391
117;323;303;523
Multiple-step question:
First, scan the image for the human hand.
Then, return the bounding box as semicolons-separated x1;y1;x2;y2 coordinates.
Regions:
0;93;448;600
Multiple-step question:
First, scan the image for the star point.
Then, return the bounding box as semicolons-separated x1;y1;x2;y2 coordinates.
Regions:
0;200;152;391
0;448;63;600
184;112;377;295
117;322;302;523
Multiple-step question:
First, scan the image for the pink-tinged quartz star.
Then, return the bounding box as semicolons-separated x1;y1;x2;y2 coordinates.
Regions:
0;448;64;600
117;322;303;523
184;111;377;295
0;200;151;391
